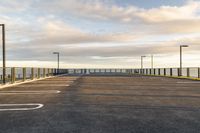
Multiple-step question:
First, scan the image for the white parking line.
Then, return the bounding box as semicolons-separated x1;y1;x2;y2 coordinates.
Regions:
15;85;70;87
0;103;44;111
36;81;75;83
177;82;200;84
0;90;61;94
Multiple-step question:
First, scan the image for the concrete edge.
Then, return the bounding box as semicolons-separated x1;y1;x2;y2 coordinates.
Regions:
0;73;69;90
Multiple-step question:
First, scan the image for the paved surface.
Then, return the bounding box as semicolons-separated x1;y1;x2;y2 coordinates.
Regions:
0;75;200;133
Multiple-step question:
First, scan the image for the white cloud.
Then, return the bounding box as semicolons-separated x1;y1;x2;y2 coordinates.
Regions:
136;1;200;22
33;0;200;35
37;0;200;22
0;0;200;68
0;0;31;13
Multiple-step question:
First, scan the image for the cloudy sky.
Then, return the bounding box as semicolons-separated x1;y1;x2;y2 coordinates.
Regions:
0;0;200;68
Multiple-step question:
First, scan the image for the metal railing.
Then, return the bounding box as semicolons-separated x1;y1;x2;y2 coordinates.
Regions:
62;68;200;79
1;67;199;85
0;67;68;85
66;69;133;75
135;67;200;79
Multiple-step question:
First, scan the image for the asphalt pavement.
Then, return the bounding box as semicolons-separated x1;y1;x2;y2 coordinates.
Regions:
0;75;200;133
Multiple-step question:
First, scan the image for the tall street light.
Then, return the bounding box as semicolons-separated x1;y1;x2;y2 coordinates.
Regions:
180;45;189;76
141;56;146;74
53;52;60;74
0;24;6;84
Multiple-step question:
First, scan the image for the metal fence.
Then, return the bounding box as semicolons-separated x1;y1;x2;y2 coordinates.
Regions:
134;67;200;79
66;69;132;75
1;67;199;85
0;67;68;85
65;68;200;79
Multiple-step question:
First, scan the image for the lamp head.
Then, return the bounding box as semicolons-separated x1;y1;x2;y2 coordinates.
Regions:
180;45;189;47
53;52;59;54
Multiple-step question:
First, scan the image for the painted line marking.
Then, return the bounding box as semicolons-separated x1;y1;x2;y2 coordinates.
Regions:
15;85;70;87
0;90;61;94
35;81;75;83
0;104;44;111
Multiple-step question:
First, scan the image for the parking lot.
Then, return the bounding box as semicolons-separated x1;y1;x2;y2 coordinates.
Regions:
0;75;200;133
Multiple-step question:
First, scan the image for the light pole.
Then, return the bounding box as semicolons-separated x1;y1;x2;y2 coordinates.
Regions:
0;24;6;84
53;52;59;74
180;45;189;76
141;56;146;74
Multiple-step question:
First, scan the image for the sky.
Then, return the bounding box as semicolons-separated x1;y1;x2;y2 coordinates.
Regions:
0;0;200;68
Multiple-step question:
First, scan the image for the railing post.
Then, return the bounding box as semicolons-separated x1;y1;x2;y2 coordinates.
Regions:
51;68;53;76
83;69;86;74
53;68;56;75
51;68;54;76
49;68;52;76
66;69;69;74
47;68;50;77
158;68;161;75
198;68;200;78
38;68;40;79
23;68;26;81
31;68;34;80
43;68;46;77
177;68;180;76
55;69;57;75
11;67;15;84
170;68;173;76
164;68;166;76
153;69;156;75
187;68;190;77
